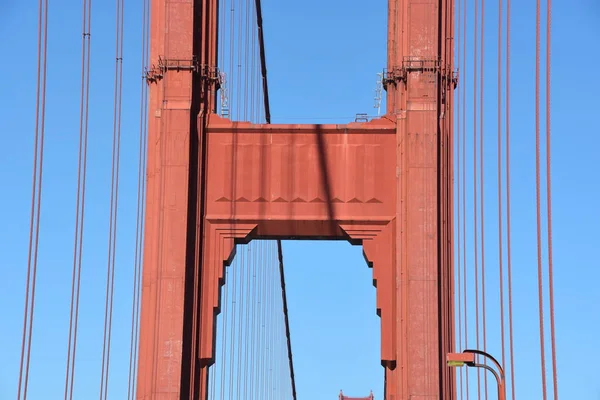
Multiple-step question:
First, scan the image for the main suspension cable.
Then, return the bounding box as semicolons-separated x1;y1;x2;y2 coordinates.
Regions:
277;241;297;400
254;0;271;124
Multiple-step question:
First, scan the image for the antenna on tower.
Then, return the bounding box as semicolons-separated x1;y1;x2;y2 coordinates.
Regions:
219;71;230;118
374;72;384;116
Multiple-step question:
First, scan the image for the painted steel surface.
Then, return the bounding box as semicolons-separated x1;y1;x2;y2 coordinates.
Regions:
136;0;456;398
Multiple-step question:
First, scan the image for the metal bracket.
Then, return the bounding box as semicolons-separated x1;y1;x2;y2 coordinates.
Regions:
442;66;459;89
145;56;197;83
382;57;458;90
382;66;407;90
145;56;221;87
383;58;440;89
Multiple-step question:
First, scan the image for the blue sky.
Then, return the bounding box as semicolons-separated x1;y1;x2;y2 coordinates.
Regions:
1;0;599;399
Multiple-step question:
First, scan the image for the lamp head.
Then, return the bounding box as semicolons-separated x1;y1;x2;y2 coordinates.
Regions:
446;352;476;367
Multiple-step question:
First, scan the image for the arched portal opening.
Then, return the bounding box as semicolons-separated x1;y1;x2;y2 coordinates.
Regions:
207;239;383;399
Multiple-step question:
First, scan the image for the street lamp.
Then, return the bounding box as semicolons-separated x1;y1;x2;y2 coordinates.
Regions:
447;349;506;400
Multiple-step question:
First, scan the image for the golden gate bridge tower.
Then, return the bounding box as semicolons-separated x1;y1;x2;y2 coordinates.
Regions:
136;0;456;398
12;0;562;397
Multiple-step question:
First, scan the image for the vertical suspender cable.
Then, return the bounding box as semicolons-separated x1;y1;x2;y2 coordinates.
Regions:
218;0;225;103
229;0;235;117
255;242;265;399
271;242;277;399
127;0;150;397
259;243;267;398
218;2;233;397
472;0;481;396
456;0;464;395
248;241;259;398
546;0;559;396
497;0;507;381
253;0;295;396
219;265;230;400
18;0;48;398
242;245;252;395
238;3;253;394
226;1;241;391
227;245;238;398
267;244;274;400
505;0;516;397
249;1;257;123
255;53;262;123
535;0;549;398
236;0;242;120
99;0;125;396
535;0;548;397
233;247;246;397
479;0;488;396
462;0;469;396
243;0;251;121
64;0;92;397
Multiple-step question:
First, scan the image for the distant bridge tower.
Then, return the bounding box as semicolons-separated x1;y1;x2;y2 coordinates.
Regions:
339;390;374;400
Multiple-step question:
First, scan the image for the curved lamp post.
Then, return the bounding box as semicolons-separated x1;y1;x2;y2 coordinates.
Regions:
447;349;506;400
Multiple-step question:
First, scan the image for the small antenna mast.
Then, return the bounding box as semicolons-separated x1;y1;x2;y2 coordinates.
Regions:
219;71;229;118
374;72;383;116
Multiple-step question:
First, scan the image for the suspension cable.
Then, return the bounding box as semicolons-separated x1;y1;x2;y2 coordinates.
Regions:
462;0;469;396
259;243;268;397
254;0;271;124
472;0;481;396
242;241;253;396
252;0;295;396
456;0;463;394
497;0;506;382
243;0;251;121
236;0;242;121
505;0;516;397
227;239;239;396
479;0;488;396
246;237;259;397
218;264;230;400
277;241;297;400
546;0;559;396
18;0;49;398
99;0;125;396
267;243;275;400
535;0;548;398
126;0;150;397
63;0;92;397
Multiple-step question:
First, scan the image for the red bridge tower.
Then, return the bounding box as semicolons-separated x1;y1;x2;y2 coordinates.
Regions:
136;0;456;398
